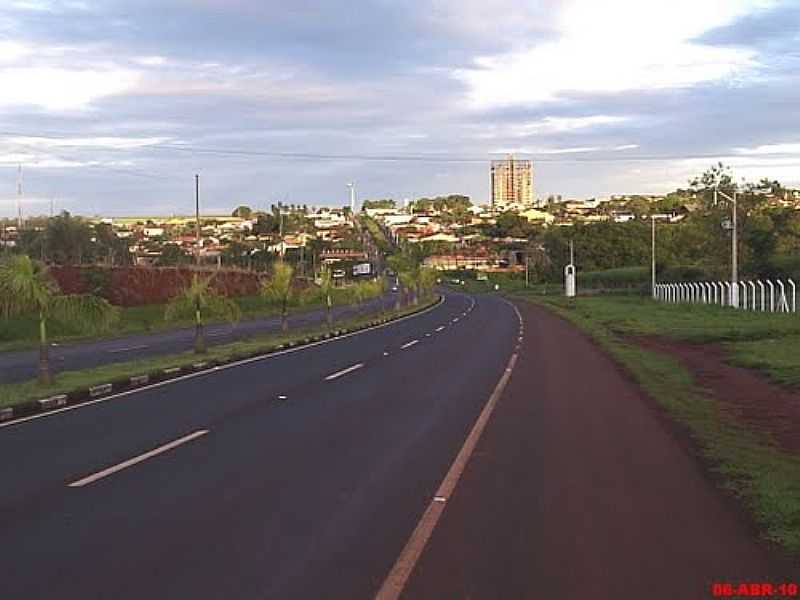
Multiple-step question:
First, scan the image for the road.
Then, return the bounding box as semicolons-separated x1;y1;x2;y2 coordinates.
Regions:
0;292;792;599
0;290;518;599
0;294;393;384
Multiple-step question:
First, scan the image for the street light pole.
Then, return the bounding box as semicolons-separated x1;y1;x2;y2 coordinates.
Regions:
195;174;200;266
525;255;529;288
715;179;739;308
651;214;656;299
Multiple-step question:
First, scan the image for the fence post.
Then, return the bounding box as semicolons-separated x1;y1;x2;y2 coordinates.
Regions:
739;281;748;311
767;280;775;312
788;279;796;313
777;280;788;313
748;281;756;311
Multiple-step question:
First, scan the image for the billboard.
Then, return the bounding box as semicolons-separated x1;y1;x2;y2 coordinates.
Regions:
352;263;372;276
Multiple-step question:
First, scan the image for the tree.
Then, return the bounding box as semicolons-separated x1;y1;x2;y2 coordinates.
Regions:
361;199;396;211
317;267;336;328
387;252;418;308
157;244;190;266
0;255;118;384
165;275;240;354
232;205;253;219
46;211;93;265
261;262;295;331
418;267;438;298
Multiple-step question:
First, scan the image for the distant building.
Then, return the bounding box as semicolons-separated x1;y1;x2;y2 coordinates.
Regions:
491;155;533;212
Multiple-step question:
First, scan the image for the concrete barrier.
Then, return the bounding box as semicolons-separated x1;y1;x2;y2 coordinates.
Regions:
38;394;68;409
89;384;112;398
130;374;149;386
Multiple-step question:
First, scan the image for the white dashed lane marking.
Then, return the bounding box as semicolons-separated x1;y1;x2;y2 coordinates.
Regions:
324;363;365;381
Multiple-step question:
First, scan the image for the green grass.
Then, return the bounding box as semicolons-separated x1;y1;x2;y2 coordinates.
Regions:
515;294;800;343
0;288;360;352
727;336;800;388
520;294;800;554
0;296;439;411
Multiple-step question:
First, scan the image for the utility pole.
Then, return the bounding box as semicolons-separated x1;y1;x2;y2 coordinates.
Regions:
195;174;200;266
347;182;356;214
732;187;738;308
525;255;530;288
17;164;23;230
651;214;656;299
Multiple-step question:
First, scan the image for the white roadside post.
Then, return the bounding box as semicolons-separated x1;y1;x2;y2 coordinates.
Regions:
565;241;576;298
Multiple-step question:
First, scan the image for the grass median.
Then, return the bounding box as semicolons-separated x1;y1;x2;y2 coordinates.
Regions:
0;296;440;411
512;293;800;555
0;288;362;353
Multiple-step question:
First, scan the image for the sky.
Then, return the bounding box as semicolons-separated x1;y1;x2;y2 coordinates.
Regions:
2;0;800;216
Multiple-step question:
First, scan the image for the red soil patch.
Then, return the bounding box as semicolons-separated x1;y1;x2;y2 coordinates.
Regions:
633;336;800;453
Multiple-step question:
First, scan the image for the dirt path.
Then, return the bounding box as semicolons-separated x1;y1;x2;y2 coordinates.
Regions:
634;336;800;453
401;301;794;600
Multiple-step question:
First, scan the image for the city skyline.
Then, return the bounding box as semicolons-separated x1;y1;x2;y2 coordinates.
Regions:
2;1;800;216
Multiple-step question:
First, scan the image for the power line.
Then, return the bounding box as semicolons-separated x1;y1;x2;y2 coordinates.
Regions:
0;129;791;165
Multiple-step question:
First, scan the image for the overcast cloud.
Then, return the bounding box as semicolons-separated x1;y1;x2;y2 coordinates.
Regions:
1;0;800;215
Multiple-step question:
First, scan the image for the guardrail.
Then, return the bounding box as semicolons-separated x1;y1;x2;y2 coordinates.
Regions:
654;279;796;312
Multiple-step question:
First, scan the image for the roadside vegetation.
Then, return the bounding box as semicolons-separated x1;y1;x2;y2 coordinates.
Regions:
515;293;800;554
165;274;241;354
0;270;379;352
0;255;119;383
0;295;439;411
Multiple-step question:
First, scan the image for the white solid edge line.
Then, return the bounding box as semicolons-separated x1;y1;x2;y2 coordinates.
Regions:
375;294;521;600
376;358;520;600
0;295;448;430
68;429;209;488
324;362;365;381
400;339;419;349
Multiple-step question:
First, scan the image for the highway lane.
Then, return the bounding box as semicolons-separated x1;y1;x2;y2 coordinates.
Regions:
0;290;519;599
0;293;394;384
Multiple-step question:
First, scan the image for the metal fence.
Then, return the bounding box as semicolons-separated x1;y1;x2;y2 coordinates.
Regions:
654;279;797;313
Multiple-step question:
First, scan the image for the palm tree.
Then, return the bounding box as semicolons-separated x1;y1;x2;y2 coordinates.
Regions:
0;255;119;384
387;253;415;308
261;262;295;331
317;268;336;328
418;267;438;299
165;274;241;354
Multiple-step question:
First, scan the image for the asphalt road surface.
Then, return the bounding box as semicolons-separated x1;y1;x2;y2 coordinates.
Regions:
0;292;792;599
0;294;393;384
0;291;518;599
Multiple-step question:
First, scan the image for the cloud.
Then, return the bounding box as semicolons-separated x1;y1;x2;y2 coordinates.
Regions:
521;115;630;134
734;142;800;155
6;135;171;149
454;0;766;109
